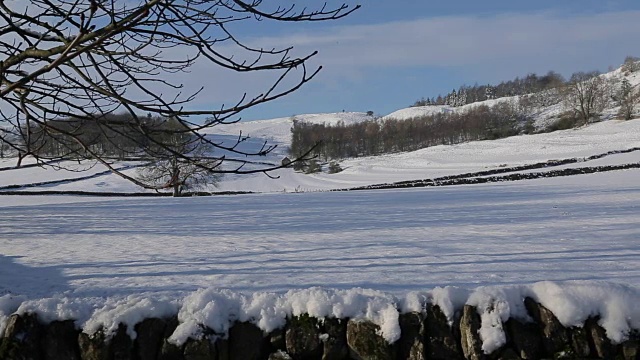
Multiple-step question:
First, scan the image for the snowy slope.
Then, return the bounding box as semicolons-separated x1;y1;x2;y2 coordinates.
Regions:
382;96;521;121
213;64;640;148
383;104;454;120
5;63;640;194
385;66;640;125
202;111;374;145
214;118;640;193
1;118;639;194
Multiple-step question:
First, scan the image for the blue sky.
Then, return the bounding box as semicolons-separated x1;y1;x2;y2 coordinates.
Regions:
193;1;640;121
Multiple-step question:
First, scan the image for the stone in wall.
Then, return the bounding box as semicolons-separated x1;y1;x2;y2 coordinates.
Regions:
227;321;271;360
424;303;462;359
44;320;81;360
585;317;615;359
135;318;168;360
0;313;45;360
497;348;522;359
459;305;483;360
346;320;396;360
157;317;185;360
567;324;590;358
78;323;134;360
214;338;229;360
78;329;109;360
111;323;134;360
268;350;292;360
285;314;322;360
504;318;542;360
398;312;426;360
320;317;349;360
620;333;640;360
524;297;569;357
269;328;286;353
183;337;216;360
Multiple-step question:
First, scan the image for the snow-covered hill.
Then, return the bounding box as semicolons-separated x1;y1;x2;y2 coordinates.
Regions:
213;119;640;193
382;96;521;121
1;64;640;194
203;111;374;145
385;65;640;123
1;117;639;194
206;62;640;153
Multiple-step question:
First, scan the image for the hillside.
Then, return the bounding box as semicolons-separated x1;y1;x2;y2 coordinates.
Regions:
383;96;520;121
1;117;639;194
390;63;640;123
203;112;374;145
0;64;639;194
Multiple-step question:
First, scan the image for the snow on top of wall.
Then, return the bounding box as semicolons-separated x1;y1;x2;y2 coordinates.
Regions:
530;281;640;343
2;281;639;349
169;287;400;344
461;281;640;353
0;294;26;336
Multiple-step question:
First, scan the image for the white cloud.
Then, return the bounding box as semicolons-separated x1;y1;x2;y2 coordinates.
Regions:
8;6;638;119
246;11;640;69
160;9;640;117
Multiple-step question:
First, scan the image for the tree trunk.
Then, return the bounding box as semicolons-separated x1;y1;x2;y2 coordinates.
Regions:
170;157;181;197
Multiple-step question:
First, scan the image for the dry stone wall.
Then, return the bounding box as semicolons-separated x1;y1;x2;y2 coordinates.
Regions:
1;298;639;360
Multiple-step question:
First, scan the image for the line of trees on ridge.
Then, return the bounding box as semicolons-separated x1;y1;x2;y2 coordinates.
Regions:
411;56;640;109
290;102;529;161
412;71;566;107
13;114;220;196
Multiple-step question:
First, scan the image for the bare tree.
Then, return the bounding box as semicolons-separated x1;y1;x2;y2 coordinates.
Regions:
137;145;221;197
136;117;221;196
562;72;610;125
0;137;7;158
0;0;358;189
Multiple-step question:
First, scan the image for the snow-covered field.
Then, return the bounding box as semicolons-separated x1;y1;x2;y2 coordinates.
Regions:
2;170;640;297
1;169;640;344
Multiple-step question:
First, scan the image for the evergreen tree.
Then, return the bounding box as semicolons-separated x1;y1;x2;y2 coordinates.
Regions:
457;87;467;106
616;78;638;120
485;86;496;100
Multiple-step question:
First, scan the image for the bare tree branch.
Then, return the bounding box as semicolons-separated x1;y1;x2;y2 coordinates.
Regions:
0;0;358;192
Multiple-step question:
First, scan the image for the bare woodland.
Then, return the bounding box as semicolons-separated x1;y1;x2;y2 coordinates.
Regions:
0;0;358;193
290;102;527;162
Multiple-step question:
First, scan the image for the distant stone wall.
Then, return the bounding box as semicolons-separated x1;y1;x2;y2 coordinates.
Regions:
1;297;639;360
338;147;640;192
